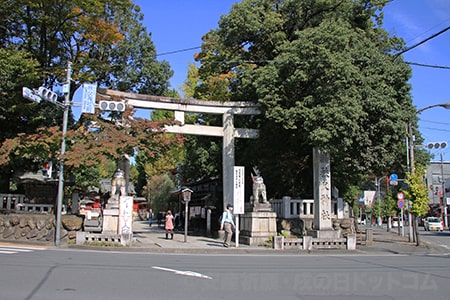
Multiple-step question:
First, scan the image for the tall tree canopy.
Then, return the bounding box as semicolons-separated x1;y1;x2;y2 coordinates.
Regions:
193;0;418;197
0;0;178;193
0;48;41;143
0;0;172;94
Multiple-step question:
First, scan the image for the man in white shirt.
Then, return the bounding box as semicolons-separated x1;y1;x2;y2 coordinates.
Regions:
220;204;235;247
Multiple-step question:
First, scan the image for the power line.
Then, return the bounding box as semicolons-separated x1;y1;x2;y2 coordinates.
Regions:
420;119;450;126
156;46;201;57
155;44;450;69
394;25;450;58
406;61;450;70
420;126;450;133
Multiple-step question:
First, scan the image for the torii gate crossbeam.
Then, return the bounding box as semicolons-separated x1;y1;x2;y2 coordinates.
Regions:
97;88;260;209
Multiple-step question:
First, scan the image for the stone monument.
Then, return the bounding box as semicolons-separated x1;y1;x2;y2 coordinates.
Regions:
309;148;340;239
107;168;126;208
240;167;277;245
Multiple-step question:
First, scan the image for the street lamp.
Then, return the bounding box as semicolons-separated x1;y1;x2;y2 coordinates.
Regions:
408;102;450;243
416;102;450;114
181;188;193;242
409;101;450;173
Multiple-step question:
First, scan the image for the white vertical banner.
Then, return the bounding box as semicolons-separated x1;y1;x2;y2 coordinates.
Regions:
81;83;97;114
119;196;134;235
233;166;244;248
233;166;245;214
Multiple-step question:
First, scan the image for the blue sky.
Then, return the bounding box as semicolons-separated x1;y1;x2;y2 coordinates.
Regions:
131;1;450;160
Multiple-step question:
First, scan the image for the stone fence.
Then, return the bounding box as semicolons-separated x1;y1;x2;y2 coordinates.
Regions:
0;213;83;244
270;196;348;219
0;193;54;214
273;234;356;250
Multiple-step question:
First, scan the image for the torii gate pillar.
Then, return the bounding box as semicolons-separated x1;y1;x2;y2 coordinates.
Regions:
222;112;234;210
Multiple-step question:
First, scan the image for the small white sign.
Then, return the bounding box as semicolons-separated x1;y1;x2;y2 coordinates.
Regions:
22;87;41;103
119;196;133;234
233;166;245;214
82;83;97;114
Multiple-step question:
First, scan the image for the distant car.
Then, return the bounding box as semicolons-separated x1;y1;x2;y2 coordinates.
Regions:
424;217;443;232
357;218;366;225
392;217;403;228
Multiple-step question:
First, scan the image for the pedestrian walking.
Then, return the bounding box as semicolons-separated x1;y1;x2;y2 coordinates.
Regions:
220;204;235;247
148;208;153;227
165;210;174;239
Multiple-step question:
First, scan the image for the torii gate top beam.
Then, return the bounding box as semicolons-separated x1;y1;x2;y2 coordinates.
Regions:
97;88;259;210
97;88;260;115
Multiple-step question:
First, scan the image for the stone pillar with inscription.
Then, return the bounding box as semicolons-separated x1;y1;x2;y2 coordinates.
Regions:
310;148;340;239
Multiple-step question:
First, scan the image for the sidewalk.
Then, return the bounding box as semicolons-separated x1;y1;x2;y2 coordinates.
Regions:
95;221;450;255
129;221;269;254
3;221;447;255
361;226;445;255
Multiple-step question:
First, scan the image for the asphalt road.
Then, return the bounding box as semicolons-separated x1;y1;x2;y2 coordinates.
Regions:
419;226;450;251
1;246;449;300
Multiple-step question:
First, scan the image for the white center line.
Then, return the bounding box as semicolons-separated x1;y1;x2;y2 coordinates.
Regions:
152;266;213;280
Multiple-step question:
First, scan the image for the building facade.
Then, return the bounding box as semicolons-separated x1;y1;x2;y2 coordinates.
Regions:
425;161;450;205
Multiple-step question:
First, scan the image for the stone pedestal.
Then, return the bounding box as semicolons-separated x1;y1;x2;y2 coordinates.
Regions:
105;198;119;209
246;201;272;212
239;211;277;246
102;208;119;234
308;229;341;239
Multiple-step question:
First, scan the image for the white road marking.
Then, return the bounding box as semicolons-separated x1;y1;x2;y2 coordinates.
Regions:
152;266;213;280
0;246;46;254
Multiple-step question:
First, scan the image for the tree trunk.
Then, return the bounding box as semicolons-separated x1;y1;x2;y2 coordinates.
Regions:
413;215;421;246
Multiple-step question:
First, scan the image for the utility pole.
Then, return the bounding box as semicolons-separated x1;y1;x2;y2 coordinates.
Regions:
55;62;72;248
440;153;447;229
408;103;450;245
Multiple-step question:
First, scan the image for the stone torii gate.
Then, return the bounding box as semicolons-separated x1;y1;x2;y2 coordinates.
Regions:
97;88;260;210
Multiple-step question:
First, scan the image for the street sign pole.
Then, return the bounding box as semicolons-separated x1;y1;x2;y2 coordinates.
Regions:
55;62;72;248
397;192;405;237
401;208;404;237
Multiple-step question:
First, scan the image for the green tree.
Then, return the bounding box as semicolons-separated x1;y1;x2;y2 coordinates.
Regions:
0;48;41;143
0;0;172;95
372;198;382;220
405;165;429;245
194;0;417;196
0;48;50;191
381;192;397;232
0;1;174;193
146;173;176;214
342;185;362;218
180;62;227;184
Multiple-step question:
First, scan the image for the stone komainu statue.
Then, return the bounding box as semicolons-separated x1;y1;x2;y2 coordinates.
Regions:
110;168;126;200
251;167;267;203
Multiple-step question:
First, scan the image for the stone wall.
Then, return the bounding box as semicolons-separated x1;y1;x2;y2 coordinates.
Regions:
277;217;355;238
0;214;83;244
